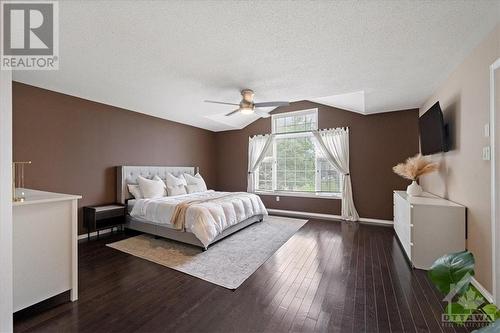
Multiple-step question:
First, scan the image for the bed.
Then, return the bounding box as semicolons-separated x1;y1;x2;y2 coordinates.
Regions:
117;166;266;250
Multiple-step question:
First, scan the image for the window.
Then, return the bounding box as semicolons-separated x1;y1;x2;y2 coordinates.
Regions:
257;147;273;191
273;110;318;133
255;109;342;197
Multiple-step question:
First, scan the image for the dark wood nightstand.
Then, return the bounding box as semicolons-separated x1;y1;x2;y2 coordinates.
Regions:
84;204;126;241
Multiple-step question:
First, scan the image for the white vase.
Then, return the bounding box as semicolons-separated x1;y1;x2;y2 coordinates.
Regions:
407;180;423;196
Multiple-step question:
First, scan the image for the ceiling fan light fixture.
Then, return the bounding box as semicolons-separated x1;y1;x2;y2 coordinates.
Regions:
205;89;289;117
240;108;254;115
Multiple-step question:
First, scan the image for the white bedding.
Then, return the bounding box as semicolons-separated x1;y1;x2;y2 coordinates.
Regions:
127;199;136;214
129;190;267;247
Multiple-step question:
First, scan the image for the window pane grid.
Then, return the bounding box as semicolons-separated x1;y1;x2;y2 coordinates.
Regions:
273;110;318;134
275;136;316;192
257;155;273;191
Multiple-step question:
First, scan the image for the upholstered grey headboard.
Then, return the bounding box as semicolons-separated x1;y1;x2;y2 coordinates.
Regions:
116;166;197;204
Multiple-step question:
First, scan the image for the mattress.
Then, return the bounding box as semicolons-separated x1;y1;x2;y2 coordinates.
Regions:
127;199;178;229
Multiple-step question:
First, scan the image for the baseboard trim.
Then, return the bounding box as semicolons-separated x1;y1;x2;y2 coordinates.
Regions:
80;211;394;239
358;217;394;227
471;277;495;304
267;209;393;227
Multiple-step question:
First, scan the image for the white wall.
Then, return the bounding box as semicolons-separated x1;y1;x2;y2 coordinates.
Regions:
0;68;13;332
419;24;500;293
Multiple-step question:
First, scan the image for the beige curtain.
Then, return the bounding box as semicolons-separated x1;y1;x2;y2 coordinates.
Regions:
313;128;359;221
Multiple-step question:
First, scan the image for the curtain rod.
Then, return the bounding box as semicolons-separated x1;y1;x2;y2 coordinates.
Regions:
271;126;349;135
252;127;350;137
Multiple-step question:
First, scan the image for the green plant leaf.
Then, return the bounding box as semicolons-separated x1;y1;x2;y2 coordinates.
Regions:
428;251;475;295
445;302;472;325
482;304;499;322
473;318;500;332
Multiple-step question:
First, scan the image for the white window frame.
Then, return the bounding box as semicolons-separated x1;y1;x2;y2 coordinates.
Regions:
271;108;319;134
255;108;342;199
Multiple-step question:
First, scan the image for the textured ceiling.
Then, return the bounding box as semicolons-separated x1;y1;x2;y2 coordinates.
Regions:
13;0;500;131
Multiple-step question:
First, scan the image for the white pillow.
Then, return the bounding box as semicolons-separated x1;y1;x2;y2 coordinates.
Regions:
127;184;143;199
137;175;166;199
165;173;187;196
184;173;207;194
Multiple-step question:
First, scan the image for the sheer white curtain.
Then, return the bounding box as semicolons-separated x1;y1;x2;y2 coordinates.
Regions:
313;128;359;221
247;134;274;192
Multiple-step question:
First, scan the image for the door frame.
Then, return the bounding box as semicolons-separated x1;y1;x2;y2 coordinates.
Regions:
490;57;500;305
0;68;13;331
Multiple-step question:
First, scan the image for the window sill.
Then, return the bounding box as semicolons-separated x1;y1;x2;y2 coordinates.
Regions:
255;191;342;200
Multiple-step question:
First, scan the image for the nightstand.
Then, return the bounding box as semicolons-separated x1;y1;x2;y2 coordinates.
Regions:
84;204;126;241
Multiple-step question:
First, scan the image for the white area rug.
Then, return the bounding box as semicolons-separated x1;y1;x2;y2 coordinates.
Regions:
106;216;308;289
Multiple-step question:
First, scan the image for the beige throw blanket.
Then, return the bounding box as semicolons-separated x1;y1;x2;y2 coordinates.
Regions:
171;192;243;230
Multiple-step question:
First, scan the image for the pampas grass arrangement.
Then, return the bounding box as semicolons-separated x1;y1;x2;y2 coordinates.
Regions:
393;154;440;181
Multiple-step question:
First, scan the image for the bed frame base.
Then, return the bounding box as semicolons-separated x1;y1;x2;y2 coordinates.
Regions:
125;214;264;250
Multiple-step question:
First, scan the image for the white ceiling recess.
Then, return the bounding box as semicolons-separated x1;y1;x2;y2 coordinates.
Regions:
13;0;500;132
311;91;366;114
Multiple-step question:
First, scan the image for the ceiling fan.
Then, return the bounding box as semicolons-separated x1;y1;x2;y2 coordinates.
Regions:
204;89;289;117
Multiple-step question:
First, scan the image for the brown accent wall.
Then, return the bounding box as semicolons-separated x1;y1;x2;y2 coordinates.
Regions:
13;83;217;234
215;101;419;220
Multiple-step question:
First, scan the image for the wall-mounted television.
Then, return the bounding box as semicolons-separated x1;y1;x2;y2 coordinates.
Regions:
419;102;448;155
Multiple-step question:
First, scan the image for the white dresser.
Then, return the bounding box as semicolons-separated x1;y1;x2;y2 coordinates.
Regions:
393;191;466;270
13;189;81;312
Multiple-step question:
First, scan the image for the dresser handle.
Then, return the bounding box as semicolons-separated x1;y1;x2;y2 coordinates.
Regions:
410;224;414;227
410;242;414;246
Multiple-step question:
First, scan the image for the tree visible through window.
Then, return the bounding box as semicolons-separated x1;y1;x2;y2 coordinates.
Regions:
255;109;342;195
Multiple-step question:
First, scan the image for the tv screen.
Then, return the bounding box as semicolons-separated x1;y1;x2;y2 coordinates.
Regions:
419;102;447;155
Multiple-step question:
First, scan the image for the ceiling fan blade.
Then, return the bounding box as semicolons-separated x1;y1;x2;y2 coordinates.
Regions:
225;109;240;116
204;100;239;106
254;101;290;108
255;110;271;118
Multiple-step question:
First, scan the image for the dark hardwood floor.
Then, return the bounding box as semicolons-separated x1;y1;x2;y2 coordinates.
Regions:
14;218;471;333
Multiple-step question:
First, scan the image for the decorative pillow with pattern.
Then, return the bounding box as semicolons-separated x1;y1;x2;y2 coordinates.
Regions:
165;173;187;196
127;184;143;199
184;173;208;194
